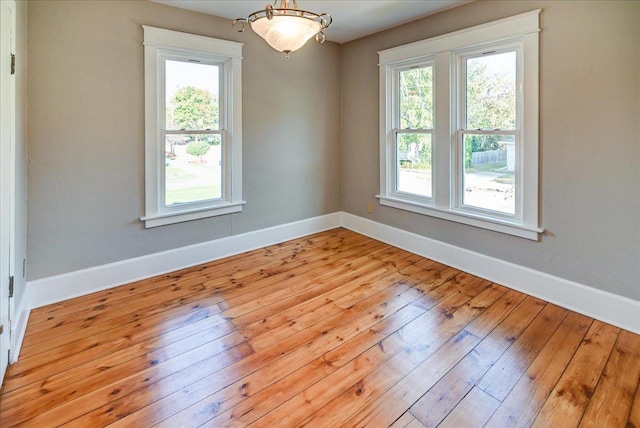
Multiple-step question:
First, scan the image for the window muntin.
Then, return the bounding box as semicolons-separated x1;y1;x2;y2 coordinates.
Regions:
142;26;243;228
377;10;541;240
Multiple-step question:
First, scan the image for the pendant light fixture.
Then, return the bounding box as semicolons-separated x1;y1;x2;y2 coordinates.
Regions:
232;0;332;58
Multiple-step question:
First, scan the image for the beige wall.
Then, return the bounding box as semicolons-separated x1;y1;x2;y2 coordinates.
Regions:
27;1;342;280
341;0;640;300
26;0;640;301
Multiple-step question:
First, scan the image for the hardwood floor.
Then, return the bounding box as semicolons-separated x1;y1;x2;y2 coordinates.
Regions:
1;228;639;427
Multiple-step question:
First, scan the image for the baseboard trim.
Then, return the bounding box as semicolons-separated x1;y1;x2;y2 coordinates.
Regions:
341;212;640;334
27;212;342;309
18;211;639;365
10;289;30;364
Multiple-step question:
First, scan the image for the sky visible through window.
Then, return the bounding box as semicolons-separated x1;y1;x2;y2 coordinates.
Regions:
165;60;219;104
471;51;515;81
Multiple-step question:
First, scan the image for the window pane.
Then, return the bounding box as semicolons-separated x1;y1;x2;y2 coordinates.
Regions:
462;133;515;214
165;133;222;205
399;66;433;129
165;60;220;131
466;51;516;130
397;133;432;198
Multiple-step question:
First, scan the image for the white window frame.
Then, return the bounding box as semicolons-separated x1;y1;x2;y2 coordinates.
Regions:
142;26;244;228
378;10;543;240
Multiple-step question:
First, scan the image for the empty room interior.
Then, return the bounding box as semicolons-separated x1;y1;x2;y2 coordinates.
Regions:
0;0;639;426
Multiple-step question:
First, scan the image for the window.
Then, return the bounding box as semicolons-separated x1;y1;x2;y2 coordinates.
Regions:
395;62;434;200
142;26;243;228
378;10;542;240
459;48;518;216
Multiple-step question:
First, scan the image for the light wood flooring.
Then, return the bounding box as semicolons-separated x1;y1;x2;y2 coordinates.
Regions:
1;228;639;427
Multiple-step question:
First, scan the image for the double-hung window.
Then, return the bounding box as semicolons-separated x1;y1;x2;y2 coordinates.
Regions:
378;10;542;240
142;26;243;228
457;46;519;217
392;61;434;201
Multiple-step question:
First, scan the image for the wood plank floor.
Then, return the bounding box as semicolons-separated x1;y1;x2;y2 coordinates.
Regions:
1;228;639;427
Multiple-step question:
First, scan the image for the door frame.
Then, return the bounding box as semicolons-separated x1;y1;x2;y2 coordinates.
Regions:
0;0;17;384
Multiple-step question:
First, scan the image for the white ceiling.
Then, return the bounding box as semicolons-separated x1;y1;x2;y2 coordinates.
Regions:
151;1;469;44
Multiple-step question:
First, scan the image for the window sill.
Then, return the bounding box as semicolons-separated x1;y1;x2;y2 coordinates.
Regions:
376;195;543;240
141;201;246;228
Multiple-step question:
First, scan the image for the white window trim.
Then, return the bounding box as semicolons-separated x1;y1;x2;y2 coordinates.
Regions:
378;10;543;240
142;26;244;228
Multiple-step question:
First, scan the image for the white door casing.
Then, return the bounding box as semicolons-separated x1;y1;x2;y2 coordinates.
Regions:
0;0;17;384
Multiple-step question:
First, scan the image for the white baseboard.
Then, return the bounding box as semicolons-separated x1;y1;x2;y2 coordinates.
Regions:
27;212;343;309
10;288;30;364
17;211;638;364
341;212;640;335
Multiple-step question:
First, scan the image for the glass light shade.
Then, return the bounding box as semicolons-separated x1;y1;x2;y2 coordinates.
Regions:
251;16;321;53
